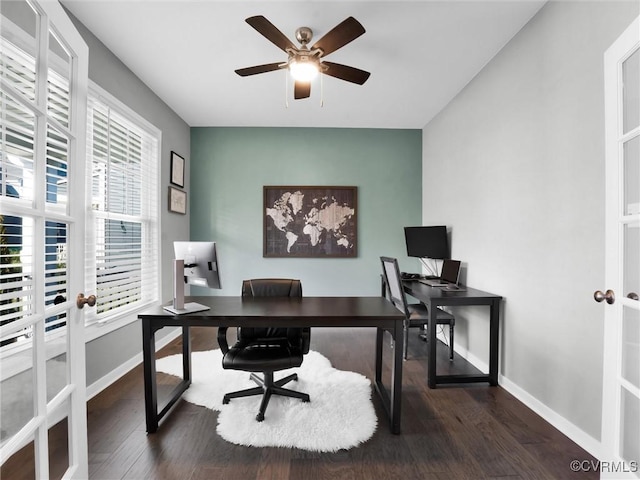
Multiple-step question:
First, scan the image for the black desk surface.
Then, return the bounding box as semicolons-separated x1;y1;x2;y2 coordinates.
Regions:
402;280;502;305
139;296;404;328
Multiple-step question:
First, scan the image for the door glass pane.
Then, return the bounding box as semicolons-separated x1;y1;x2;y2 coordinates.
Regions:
622;305;640;389
1;92;36;203
0;333;35;442
1;214;33;343
48;398;70;480
45;125;68;210
47;31;70;129
620;387;640;465
624;135;640;216
44;220;67;332
623;48;640;134
624;224;639;301
46;349;67;403
0;0;38;103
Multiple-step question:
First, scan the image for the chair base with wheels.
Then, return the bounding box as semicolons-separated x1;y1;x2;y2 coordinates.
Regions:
222;371;310;422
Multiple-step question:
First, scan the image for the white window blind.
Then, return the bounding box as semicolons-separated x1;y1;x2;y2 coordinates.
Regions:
85;92;159;323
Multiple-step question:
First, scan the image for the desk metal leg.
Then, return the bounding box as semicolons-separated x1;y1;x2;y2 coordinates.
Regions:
143;323;192;433
182;325;191;384
427;301;438;389
142;319;158;433
390;319;403;434
375;326;383;385
489;300;500;386
374;324;403;434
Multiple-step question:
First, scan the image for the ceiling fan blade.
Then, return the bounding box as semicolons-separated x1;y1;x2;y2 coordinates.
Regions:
235;62;283;77
294;81;311;99
311;17;365;57
321;62;370;85
245;15;296;53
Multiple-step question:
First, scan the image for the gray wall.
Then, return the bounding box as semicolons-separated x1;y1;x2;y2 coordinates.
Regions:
190;127;422;295
67;12;191;387
421;0;639;441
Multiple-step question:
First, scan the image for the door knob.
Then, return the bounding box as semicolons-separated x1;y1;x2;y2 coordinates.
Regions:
77;293;97;309
594;290;615;305
628;292;639;301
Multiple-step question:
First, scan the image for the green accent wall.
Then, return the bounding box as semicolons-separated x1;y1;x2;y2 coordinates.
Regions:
190;127;422;296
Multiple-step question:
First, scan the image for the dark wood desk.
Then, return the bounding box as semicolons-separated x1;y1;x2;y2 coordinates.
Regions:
402;281;502;388
138;296;405;434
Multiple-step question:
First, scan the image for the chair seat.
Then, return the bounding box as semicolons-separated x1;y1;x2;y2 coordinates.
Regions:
407;303;455;324
222;340;304;372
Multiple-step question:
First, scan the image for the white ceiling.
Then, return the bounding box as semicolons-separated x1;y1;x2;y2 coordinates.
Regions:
62;0;546;129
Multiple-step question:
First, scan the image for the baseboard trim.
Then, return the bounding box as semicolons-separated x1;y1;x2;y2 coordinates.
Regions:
86;328;182;400
452;342;602;460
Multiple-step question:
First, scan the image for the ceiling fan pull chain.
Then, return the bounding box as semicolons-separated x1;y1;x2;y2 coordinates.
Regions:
320;71;324;107
285;72;289;108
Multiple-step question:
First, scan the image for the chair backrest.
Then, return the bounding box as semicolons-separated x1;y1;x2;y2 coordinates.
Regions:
241;278;302;298
380;257;410;316
240;278;309;353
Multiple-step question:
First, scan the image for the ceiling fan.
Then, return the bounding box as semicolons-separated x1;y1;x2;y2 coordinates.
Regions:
235;15;370;100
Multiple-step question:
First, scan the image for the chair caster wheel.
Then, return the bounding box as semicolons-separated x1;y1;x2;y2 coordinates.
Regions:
223;397;230;405
256;413;265;422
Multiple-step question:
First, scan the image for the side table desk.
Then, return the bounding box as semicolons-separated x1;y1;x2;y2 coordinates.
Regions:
402;281;502;388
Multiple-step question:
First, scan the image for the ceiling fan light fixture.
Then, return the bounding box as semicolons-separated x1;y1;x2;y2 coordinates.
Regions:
289;58;319;82
236;16;369;99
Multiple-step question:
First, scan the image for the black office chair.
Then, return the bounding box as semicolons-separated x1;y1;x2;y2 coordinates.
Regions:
380;256;455;361
217;278;310;422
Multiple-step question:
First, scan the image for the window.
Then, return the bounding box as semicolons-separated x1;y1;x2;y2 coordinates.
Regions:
84;86;160;325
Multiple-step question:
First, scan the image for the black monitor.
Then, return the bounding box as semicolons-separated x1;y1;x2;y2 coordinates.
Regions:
440;259;461;284
404;226;449;259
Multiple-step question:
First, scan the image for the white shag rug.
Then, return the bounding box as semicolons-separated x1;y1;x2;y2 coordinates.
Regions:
156;349;377;452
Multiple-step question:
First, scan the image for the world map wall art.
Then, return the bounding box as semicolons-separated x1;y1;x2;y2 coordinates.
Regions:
263;186;357;258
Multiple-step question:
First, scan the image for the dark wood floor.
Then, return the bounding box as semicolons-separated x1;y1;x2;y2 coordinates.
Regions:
2;326;598;480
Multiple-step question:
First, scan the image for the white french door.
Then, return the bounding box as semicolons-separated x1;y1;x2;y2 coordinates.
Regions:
600;15;640;480
0;0;89;478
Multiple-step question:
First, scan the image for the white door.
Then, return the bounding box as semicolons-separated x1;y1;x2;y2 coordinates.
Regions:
600;15;640;480
0;0;89;478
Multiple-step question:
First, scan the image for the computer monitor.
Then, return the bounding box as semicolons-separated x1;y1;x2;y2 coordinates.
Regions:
174;241;221;289
440;259;461;285
164;241;221;314
404;226;449;259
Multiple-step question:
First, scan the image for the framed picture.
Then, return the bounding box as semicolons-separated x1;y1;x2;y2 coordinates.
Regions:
170;151;185;187
168;186;187;214
263;185;357;258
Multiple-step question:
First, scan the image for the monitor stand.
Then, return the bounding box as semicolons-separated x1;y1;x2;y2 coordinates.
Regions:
163;302;210;315
163;259;210;315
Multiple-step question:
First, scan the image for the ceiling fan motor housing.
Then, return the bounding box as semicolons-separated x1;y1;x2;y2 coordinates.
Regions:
295;26;313;45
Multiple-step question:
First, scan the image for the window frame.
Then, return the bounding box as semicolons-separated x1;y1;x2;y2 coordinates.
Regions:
83;82;162;341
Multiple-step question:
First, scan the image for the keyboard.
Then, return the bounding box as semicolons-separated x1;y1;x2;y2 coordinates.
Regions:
419;278;448;286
